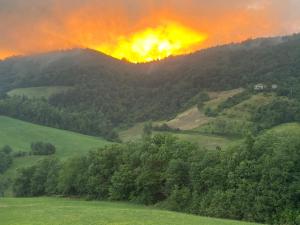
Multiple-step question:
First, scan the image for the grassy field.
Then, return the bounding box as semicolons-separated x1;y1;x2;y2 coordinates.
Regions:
205;88;244;111
7;86;72;99
165;106;212;130
0;116;111;158
163;131;237;150
119;123;235;150
0;116;112;195
0;197;263;225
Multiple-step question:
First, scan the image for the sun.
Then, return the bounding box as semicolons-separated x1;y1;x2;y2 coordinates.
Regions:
94;23;207;63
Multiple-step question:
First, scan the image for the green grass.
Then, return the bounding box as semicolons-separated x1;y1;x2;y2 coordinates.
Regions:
7;86;72;99
119;123;235;150
164;106;212;130
0;116;113;196
158;131;237;150
265;122;300;136
205;88;244;111
0;197;263;225
0;116;112;158
222;94;275;120
119;123;145;142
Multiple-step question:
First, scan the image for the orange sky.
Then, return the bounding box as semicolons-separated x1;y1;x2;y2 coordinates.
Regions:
0;0;299;62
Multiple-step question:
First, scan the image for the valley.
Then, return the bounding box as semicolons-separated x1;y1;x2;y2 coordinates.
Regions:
0;34;300;225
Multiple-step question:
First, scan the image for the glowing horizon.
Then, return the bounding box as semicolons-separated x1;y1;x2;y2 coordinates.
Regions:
92;23;207;63
0;0;299;62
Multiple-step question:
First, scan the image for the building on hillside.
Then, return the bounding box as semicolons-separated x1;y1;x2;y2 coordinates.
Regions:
271;84;278;90
254;83;265;91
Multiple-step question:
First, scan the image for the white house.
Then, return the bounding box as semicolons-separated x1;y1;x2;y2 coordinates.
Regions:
254;83;265;91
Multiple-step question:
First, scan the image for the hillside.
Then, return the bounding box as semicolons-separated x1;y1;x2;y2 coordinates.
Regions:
0;198;262;225
0;34;300;140
0;116;111;158
0;116;112;195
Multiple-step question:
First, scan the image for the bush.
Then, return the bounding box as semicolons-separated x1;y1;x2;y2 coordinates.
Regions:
252;98;300;129
30;142;56;155
204;107;219;117
0;145;13;173
13;158;60;197
13;151;28;158
0;175;10;197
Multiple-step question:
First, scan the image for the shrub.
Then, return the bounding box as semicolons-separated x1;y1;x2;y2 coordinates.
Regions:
30;142;56;155
0;145;13;173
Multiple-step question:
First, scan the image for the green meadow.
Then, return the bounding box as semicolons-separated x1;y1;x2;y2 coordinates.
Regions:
0;116;112;195
0;116;111;158
0;198;263;225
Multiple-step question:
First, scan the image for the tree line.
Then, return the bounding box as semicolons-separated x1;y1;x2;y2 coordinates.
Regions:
13;133;300;225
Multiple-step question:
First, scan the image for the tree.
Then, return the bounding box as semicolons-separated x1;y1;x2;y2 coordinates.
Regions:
0;146;13;174
31;142;56;155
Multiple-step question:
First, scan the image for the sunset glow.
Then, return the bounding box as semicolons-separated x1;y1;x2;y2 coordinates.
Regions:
94;23;207;63
0;0;299;62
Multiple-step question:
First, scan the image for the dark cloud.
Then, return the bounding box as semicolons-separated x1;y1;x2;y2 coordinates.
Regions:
0;0;299;58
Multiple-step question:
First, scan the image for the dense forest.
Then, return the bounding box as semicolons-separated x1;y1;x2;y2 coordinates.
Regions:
1;34;300;139
13;132;300;225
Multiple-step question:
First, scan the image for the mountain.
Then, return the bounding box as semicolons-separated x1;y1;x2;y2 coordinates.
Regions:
0;33;300;140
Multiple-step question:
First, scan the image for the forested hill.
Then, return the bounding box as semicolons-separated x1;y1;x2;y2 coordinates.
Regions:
0;33;300;140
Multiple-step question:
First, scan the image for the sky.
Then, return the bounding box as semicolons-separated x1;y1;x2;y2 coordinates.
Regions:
0;0;300;61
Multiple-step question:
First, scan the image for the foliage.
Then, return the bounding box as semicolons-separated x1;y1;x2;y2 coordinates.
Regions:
13;158;60;197
204;107;219;117
217;91;252;112
13;131;300;224
252;98;300;129
0;145;13;173
0;175;10;197
0;96;119;141
31;142;56;155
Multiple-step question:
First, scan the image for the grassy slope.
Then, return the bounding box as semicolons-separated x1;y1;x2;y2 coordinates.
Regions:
265;122;300;136
7;86;72;99
119;89;244;149
166;106;212;130
222;94;275;120
0;198;263;225
119;123;235;150
194;93;275;135
0;116;111;158
163;131;238;150
0;116;112;195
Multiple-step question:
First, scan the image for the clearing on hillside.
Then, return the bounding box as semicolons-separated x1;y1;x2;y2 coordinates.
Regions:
163;88;244;130
119;122;235;150
0;198;263;225
7;86;72;99
166;106;212;130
